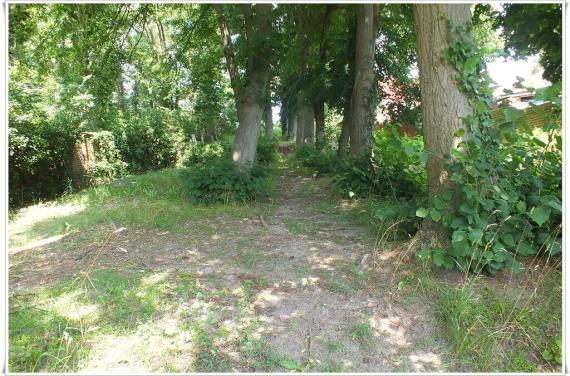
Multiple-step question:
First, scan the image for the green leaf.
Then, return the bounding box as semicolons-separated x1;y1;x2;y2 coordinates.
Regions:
430;208;442;222
542;349;553;361
515;201;526;213
416;207;429;218
450;216;467;229
517;241;536;256
468;229;483;243
404;144;415;157
418;249;431;260
452;230;466;243
279;358;302;371
547;199;562;213
502;233;515;247
433;196;446;210
432;249;446;267
451;239;471;257
442;189;454;201
529;206;551;227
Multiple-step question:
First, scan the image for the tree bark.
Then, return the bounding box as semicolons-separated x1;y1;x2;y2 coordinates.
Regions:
295;94;306;148
288;110;297;142
414;4;473;198
338;92;352;156
264;103;273;140
314;5;335;149
349;4;377;156
214;4;273;167
314;101;325;149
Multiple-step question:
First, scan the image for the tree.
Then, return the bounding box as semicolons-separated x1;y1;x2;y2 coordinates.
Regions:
498;4;562;83
214;4;273;167
414;4;472;199
349;4;377;155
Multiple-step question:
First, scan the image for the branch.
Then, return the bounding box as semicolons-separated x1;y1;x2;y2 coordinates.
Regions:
214;4;241;93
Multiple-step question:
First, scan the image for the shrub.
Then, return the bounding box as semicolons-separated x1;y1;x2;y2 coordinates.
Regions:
83;131;127;186
183;141;231;166
293;145;338;175
331;128;427;200
256;137;279;165
116;109;185;173
181;158;271;204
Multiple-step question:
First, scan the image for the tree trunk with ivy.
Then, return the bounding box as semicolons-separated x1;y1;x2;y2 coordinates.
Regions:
349;4;377;156
414;4;473;199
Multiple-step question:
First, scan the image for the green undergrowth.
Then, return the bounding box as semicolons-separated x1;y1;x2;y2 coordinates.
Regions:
410;263;562;372
9;167;268;249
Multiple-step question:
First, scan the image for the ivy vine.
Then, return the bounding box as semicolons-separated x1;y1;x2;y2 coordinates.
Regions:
417;23;562;274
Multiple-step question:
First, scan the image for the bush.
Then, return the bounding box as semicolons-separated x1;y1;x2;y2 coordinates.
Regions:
293;145;338;175
331;128;427;200
116;109;185;173
181;158;271;204
83;131;127;186
256;137;279;165
183;141;231;166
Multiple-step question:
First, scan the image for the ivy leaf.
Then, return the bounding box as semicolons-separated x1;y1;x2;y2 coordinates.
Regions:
547;199;562;213
468;229;483;243
515;201;526;213
516;242;536;256
416;207;429;218
430;208;442;222
529;206;551;227
452;230;466;243
433;196;446;210
502;233;515;247
450;216;467;229
451;239;471;257
442;189;454;201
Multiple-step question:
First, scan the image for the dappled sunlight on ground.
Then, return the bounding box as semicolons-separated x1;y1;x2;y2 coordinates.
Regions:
9;167;454;373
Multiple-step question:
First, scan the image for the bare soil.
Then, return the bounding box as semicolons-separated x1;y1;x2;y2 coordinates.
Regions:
9;167;456;372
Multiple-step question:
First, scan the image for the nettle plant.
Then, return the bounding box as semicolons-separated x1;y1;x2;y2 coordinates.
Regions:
417;24;562;274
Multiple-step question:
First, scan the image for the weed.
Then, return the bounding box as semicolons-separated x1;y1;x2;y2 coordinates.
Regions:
350;319;374;349
325;339;344;353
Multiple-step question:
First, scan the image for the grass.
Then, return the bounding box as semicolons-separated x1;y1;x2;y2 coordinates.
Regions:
316;259;370;296
9;168;266;250
9;267;165;372
350;318;374;350
412;264;562;372
9;266;294;373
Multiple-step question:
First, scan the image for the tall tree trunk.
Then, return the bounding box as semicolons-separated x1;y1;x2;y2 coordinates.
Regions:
349;4;377;156
338;92;352;156
295;95;306;148
414;4;472;199
314;5;335;149
303;104;315;145
280;99;289;138
288;110;297;142
338;14;356;157
233;97;264;164
264;103;273;140
314;101;325;149
215;4;272;167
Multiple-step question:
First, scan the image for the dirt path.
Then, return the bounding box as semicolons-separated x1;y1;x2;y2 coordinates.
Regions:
9;166;453;372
